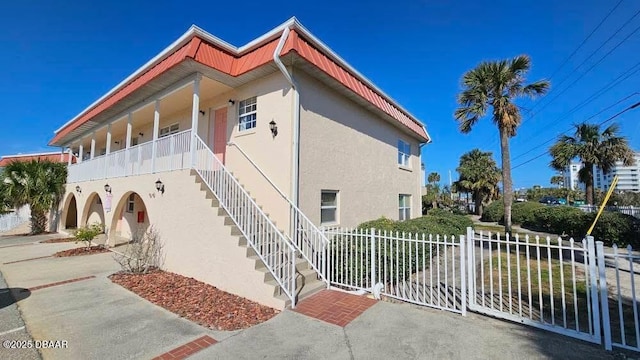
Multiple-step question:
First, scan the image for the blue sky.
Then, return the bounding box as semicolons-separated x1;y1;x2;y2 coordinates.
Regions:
0;0;638;189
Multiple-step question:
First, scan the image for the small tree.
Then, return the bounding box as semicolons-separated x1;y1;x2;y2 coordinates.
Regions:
74;223;103;249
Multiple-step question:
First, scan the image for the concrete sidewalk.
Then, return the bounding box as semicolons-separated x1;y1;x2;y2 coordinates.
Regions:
0;233;630;360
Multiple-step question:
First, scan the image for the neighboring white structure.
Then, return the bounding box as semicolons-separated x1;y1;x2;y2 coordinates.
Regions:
563;161;585;191
594;152;640;192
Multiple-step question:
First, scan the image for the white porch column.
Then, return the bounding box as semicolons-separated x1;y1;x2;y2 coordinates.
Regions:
151;99;160;173
190;74;201;167
105;123;112;179
78;144;84;163
105;123;112;155
125;113;132;175
67;148;72;165
90;133;96;160
126;113;133;149
59;148;64;162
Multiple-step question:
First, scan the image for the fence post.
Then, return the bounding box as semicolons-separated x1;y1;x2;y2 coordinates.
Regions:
460;234;467;316
466;226;474;308
370;228;376;292
596;240;612;350
586;236;602;344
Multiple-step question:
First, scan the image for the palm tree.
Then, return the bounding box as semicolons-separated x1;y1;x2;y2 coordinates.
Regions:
0;160;67;234
550;175;564;188
455;149;501;217
454;55;550;234
550;122;634;205
427;172;441;209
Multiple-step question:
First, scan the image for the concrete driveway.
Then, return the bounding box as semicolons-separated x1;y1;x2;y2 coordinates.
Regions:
0;233;630;359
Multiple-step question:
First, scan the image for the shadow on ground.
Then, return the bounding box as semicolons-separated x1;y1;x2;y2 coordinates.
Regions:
0;287;31;309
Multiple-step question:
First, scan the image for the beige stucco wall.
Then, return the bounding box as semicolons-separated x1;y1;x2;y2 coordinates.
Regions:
58;169;285;309
207;71;294;234
297;71;423;228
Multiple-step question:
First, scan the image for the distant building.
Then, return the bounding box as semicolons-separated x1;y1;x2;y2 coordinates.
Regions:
594;152;640;193
563;161;585;191
0;151;72;169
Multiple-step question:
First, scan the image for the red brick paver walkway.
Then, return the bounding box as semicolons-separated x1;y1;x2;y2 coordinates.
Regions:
152;335;217;360
294;290;377;327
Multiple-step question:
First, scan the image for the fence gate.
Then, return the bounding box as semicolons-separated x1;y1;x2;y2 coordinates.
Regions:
323;228;467;315
465;228;602;344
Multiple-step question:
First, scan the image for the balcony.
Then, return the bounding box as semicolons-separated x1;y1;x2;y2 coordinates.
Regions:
67;130;191;183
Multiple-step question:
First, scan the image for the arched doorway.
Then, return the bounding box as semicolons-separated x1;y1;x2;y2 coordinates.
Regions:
109;192;150;245
62;193;78;229
81;192;105;228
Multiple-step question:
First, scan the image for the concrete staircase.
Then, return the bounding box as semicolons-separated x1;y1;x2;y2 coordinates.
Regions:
190;169;325;307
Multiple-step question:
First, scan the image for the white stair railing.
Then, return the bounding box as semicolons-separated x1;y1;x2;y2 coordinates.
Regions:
193;136;297;306
227;142;329;284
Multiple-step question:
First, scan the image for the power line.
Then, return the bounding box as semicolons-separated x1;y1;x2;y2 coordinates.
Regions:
511;100;640;170
547;0;625;80
511;93;639;162
524;19;640;123
510;61;640;161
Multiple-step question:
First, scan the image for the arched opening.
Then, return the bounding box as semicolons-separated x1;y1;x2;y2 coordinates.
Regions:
109;192;150;245
81;192;105;227
62;193;78;230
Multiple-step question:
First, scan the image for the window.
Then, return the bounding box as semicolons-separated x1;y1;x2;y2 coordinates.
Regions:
126;194;135;213
159;123;179;138
398;140;410;167
399;194;411;221
238;97;257;131
320;190;338;225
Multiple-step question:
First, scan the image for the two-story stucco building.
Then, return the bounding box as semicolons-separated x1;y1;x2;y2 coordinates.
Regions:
50;18;431;309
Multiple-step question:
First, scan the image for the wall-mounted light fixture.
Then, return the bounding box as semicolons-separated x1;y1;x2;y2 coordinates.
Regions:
104;184;111;193
75;185;82;194
228;99;235;106
114;141;120;145
199;110;205;116
269;120;278;137
138;132;144;137
155;179;165;194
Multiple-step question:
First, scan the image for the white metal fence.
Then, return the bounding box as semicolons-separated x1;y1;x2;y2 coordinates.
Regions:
322;228;467;314
0;206;30;233
579;205;640;218
67;130;191;183
466;229;601;344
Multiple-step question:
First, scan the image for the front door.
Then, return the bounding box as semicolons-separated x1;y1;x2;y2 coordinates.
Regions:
213;107;227;164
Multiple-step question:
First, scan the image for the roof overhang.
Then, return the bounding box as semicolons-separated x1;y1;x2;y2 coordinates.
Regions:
50;17;430;147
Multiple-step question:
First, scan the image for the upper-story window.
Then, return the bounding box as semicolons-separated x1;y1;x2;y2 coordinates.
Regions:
398;140;410;167
159;123;179;138
238;97;257;131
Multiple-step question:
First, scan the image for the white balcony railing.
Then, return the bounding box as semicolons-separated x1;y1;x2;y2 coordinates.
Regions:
67;129;191;183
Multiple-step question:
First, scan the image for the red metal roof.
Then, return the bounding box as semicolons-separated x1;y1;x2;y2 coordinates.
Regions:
0;153;72;167
50;28;427;145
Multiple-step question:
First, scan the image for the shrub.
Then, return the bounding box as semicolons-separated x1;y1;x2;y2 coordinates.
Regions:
522;206;585;237
511;202;545;225
114;226;164;274
357;217;396;232
481;201;503;222
74;223;103;249
581;212;640;247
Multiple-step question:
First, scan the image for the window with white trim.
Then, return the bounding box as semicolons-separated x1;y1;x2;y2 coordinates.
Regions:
159;123;179;138
399;194;411;221
238;97;257;131
320;190;338;225
398;140;410;167
126;194;135;213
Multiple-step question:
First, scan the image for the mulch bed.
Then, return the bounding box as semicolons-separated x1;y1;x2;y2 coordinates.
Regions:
54;246;109;257
109;270;279;331
40;237;76;243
